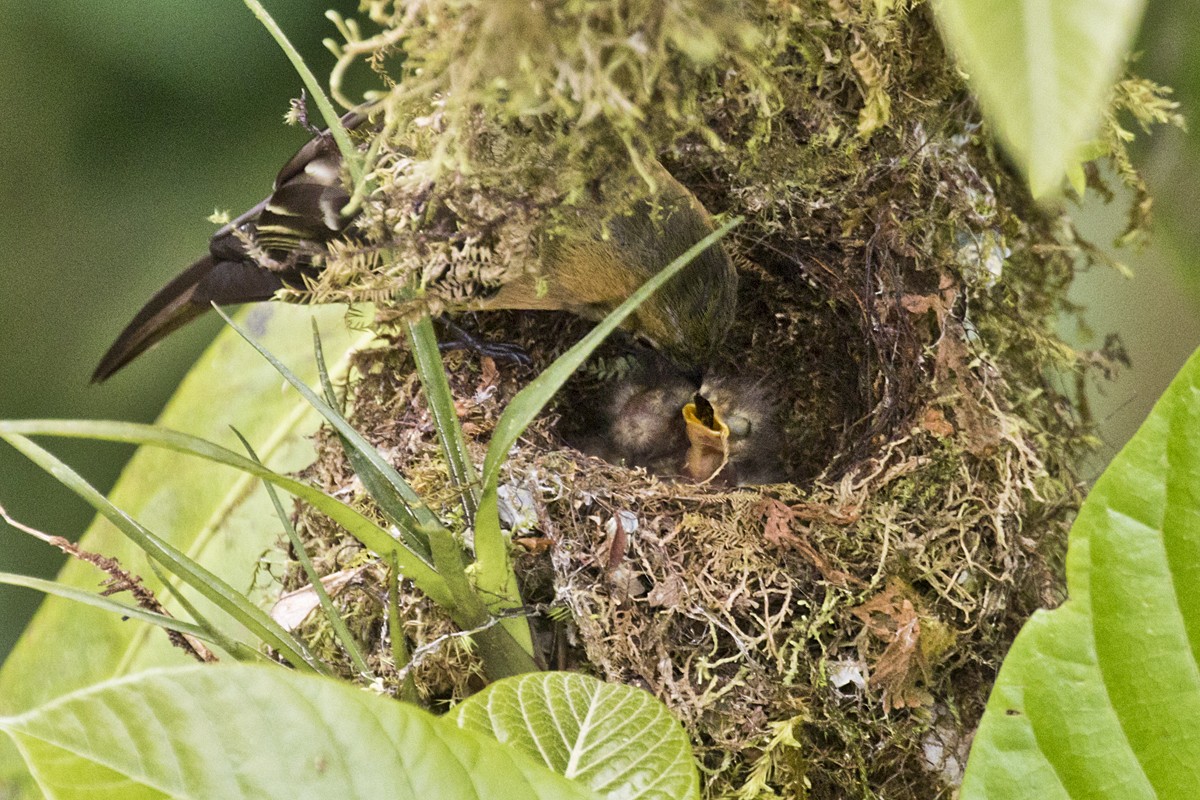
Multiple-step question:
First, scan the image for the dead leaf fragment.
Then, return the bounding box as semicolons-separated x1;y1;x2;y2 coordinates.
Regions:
920;407;955;438
759;498;800;548
755;499;862;587
900;293;940;316
852;578;947;713
270;567;366;631
647;574;686;608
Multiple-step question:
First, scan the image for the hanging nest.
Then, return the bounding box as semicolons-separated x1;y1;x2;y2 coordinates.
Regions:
270;1;1171;798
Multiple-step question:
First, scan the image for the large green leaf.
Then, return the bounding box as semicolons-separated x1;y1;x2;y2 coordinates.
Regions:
453;672;701;800
932;0;1145;197
0;665;600;800
962;347;1200;798
0;305;372;793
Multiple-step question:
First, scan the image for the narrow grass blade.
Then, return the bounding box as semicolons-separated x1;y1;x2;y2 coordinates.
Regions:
242;0;362;185
0;420;452;609
145;560;267;664
0;434;324;673
311;318;532;675
235;428;374;678
0;572;213;644
312;323;432;560
213;306;448;540
387;554;419;703
407;315;480;521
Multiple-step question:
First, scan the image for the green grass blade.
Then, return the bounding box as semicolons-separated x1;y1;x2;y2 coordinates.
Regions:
311;316;532;675
311;318;522;673
0;433;324;674
242;0;362;185
0;420;452;609
145;560;267;664
472;217;742;626
0;572;213;644
235;428;374;678
407;316;480;521
311;322;432;560
214;306;448;539
387;554;419;703
425;529;539;679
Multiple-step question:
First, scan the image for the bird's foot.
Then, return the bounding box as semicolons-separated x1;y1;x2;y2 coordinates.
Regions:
436;317;532;366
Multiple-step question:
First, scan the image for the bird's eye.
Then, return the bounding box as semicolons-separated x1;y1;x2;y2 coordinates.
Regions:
727;415;752;437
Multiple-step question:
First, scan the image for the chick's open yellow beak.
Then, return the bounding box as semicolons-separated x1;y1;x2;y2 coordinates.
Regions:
682;395;730;483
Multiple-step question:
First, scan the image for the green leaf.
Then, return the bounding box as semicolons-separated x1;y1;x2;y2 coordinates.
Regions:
0;665;601;800
962;346;1200;798
931;0;1145;197
0;305;369;793
454;672;701;800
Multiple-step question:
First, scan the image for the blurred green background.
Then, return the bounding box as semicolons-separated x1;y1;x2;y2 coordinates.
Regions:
0;2;1198;665
0;0;359;661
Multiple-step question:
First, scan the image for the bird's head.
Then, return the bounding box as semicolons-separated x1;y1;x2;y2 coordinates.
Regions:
630;240;737;379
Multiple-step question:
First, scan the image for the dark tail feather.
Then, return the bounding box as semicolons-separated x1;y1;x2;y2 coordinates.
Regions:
91;255;284;383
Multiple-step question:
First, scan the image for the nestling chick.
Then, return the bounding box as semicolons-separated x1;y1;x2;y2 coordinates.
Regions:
93;108;737;382
605;364;697;474
572;355;696;475
579;360;785;486
693;374;785;485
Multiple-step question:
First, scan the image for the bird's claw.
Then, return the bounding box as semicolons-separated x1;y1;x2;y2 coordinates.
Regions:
436;317;533;366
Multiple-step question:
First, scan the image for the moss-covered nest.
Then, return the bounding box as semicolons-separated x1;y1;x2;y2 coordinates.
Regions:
270;1;1166;797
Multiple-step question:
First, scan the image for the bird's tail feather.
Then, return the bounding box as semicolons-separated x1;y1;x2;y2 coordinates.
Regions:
91;255;284;383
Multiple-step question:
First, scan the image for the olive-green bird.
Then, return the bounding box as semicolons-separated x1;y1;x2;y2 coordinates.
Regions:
92;110;738;383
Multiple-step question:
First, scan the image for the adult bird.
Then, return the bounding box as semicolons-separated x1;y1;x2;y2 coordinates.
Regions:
92;109;738;383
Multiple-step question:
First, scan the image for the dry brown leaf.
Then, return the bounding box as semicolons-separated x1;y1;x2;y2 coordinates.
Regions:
514;536;552;554
900;293;940;316
756;499;862;587
853;579;939;712
759;498;800;547
791;502;861;526
872;614;934;712
269;567;366;631
920;407;955;437
478;356;499;390
934;325;1001;456
647;574;686;608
